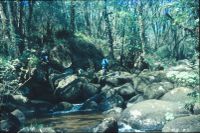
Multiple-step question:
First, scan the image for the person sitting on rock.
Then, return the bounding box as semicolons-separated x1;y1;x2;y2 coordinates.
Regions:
101;58;109;76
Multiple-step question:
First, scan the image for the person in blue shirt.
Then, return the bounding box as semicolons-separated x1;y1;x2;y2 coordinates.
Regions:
101;58;109;76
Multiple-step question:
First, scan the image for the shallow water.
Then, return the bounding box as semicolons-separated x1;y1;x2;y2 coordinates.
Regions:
26;111;105;132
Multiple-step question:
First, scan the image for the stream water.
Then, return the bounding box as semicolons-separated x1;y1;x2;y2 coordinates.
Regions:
25;104;106;132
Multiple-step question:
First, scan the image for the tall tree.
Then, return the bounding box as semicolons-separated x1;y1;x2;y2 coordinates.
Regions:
7;1;19;58
70;0;75;34
104;0;114;59
137;0;146;55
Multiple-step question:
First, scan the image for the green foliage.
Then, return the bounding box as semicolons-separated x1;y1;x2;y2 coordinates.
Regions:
167;71;199;87
185;91;200;112
20;49;39;68
75;32;93;44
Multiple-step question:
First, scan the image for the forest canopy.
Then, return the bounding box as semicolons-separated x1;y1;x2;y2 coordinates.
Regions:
0;0;199;62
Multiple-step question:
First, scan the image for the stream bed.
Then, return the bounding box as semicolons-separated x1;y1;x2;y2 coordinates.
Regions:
25;104;105;132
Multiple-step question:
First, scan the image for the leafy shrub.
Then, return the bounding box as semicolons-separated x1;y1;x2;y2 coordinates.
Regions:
184;91;200;112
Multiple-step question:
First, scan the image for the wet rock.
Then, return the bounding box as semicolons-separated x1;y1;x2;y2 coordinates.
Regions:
162;115;200;132
29;100;53;113
81;101;98;111
93;117;118;133
160;87;193;103
103;107;122;120
143;82;174;99
119;99;190;131
51;102;73;112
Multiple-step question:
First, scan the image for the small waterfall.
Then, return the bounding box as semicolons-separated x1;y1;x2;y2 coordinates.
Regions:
50;103;84;115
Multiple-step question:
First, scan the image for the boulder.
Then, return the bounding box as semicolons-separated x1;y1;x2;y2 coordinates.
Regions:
49;45;72;71
81;101;98;111
0;109;26;132
12;94;28;105
81;91;125;111
98;71;133;86
127;94;144;107
143;82;174;99
162;115;200;132
54;74;99;103
54;74;84;103
160;87;193;103
81;83;99;100
103;107;122;120
98;94;125;111
113;83;136;100
93;117;118;133
133;71;172;93
168;64;192;71
28;100;53;113
119;99;190;131
51;102;73;112
11;109;25;125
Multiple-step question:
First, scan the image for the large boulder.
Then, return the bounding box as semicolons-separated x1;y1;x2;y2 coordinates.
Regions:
0;109;25;133
49;36;104;71
160;87;193;103
98;71;133;86
162;115;200;132
50;102;73;112
118;99;190;131
54;74;98;103
143;82;174;99
133;71;172;93
113;83;136;100
81;91;125;111
50;45;72;71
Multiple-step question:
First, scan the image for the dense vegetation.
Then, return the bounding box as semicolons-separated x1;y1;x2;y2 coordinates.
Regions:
0;0;199;132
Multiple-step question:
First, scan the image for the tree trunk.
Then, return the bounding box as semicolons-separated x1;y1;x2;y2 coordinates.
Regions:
104;0;114;59
84;1;91;35
0;2;9;54
27;1;34;48
0;2;6;34
7;1;19;58
137;0;145;56
70;0;75;34
18;0;25;54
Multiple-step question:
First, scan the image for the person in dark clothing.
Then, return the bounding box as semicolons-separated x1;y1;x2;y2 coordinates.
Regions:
101;58;109;76
40;50;49;81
